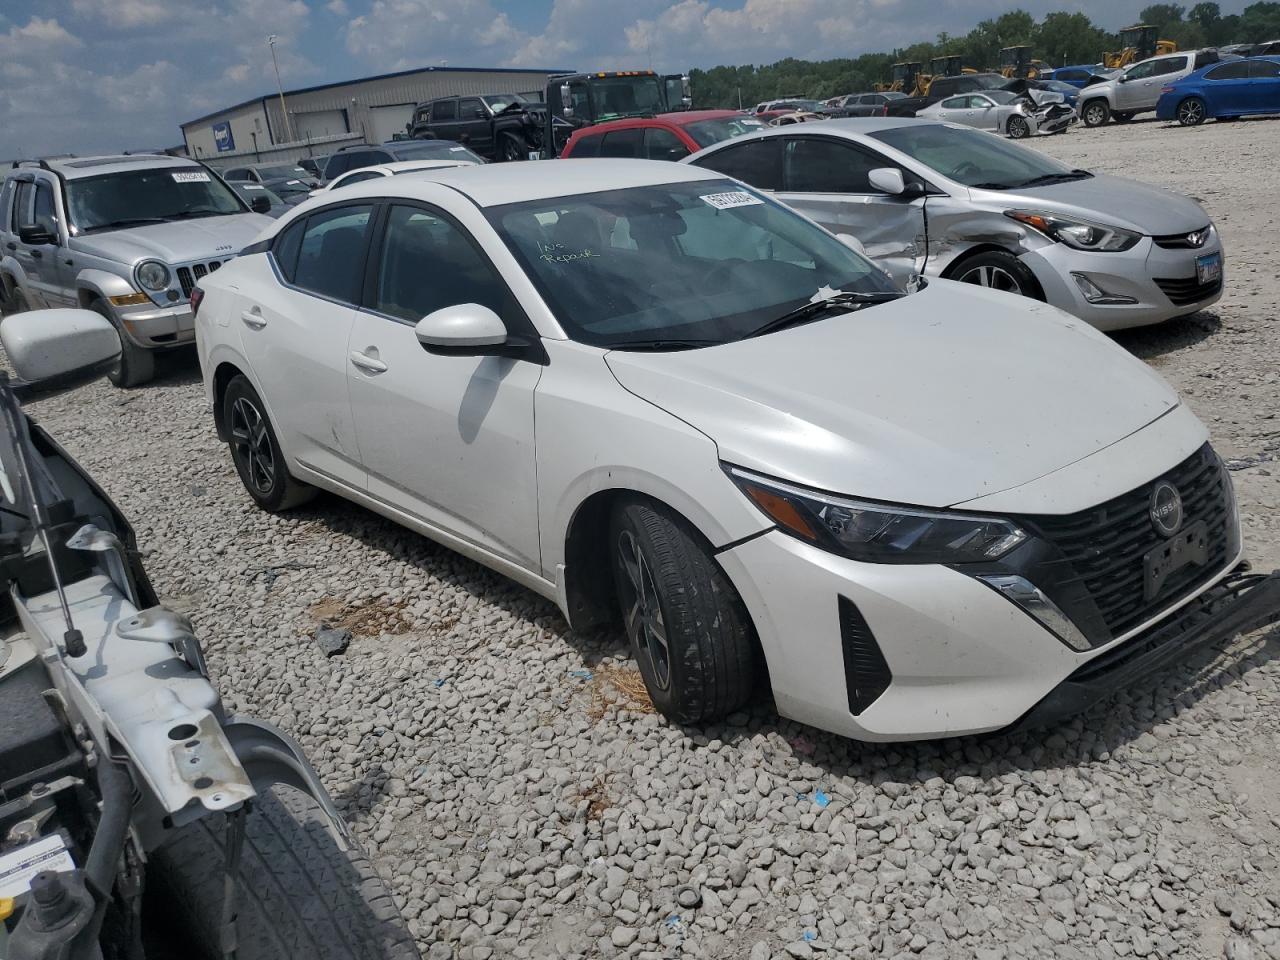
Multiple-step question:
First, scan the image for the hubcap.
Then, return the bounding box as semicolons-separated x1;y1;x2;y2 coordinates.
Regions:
230;397;275;494
1180;101;1203;124
616;530;671;691
1086;105;1104;124
957;264;1024;294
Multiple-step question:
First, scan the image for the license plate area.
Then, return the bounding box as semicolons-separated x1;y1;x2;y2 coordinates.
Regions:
1196;252;1222;285
1144;520;1209;600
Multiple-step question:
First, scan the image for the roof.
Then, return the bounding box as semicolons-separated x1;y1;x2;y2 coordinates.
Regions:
181;64;575;129
32;154;200;180
685;116;941;156
332;158;724;208
568;110;751;136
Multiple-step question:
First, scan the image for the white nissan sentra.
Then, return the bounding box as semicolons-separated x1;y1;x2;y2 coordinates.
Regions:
193;160;1280;742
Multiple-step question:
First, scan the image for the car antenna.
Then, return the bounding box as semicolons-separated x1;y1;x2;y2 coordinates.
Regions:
0;371;85;657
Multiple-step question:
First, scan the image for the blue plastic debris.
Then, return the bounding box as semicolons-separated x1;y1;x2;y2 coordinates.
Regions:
814;789;830;808
665;915;682;929
803;930;817;942
433;678;446;688
570;669;593;680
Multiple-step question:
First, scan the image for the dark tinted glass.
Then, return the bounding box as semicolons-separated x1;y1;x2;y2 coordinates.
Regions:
33;181;57;235
334;150;386;174
644;127;690;162
273;218;305;282
323;154;351;178
599;128;643;158
1250;59;1280;78
1207;61;1251;80
433;99;457;121
783;138;883;193
691;139;782;190
293;205;373;302
569;133;602;158
458;98;485;118
11;182;32;231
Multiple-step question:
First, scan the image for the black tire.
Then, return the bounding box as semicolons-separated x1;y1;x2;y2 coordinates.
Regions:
609;498;759;725
1177;97;1207;126
223;374;316;512
1006;115;1030;139
147;782;417;960
1112;110;1135;122
8;286;31;315
499;132;528;162
1082;99;1110;127
949;249;1044;300
90;300;156;388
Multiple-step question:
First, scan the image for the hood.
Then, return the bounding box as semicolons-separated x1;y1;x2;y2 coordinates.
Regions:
994;173;1209;235
605;281;1179;509
69;213;273;266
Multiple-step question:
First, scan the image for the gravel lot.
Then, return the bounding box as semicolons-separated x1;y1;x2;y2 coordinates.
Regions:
21;116;1280;960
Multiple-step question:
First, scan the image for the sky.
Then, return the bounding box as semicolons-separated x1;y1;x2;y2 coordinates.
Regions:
0;0;1251;158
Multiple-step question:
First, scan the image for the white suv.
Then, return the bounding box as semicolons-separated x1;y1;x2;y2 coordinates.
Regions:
193;160;1277;742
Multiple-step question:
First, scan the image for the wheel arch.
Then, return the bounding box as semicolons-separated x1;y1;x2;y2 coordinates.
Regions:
210;358;248;441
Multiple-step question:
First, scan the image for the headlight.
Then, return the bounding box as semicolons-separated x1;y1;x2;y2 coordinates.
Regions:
136;260;171;291
1005;210;1141;252
726;467;1027;564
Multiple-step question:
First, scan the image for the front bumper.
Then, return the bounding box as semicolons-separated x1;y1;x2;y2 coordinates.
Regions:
1020;232;1224;332
111;301;196;349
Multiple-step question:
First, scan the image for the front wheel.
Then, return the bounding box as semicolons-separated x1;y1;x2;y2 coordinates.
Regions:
609;499;760;725
950;250;1043;300
1082;100;1110;127
499;132;528;162
1006;115;1030;139
222;374;316;512
1177;97;1207;126
90;300;155;388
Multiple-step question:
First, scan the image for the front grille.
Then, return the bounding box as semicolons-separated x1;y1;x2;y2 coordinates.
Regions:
1154;275;1223;306
1152;226;1212;249
175;260;222;300
838;596;892;714
1026;444;1234;639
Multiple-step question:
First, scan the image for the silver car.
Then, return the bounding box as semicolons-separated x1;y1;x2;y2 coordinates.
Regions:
683;117;1223;331
1079;50;1223;125
0;155;271;385
917;89;1075;138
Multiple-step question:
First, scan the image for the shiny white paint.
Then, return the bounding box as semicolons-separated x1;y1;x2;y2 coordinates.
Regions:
196;162;1222;740
318;159;477;194
0;309;120;383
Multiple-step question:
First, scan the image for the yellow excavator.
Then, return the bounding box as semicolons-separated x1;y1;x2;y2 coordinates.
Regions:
998;46;1049;79
929;55;972;79
1103;24;1178;69
876;61;925;94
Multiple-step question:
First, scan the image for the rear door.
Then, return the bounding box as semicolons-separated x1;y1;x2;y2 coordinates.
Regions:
1246;58;1280;113
1201;61;1252;114
643;126;690;162
598;128;644;158
775;134;926;284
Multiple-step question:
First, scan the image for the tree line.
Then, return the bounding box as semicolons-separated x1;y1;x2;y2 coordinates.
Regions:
688;2;1280;107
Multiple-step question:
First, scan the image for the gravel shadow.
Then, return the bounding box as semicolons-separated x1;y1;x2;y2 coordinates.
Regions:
1111;309;1221;363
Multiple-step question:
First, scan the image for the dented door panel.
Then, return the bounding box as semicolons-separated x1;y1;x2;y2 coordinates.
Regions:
779;192;928;286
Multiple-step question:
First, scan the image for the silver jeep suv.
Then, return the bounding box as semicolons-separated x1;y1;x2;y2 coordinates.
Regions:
0;155;271;386
1079;50;1229;126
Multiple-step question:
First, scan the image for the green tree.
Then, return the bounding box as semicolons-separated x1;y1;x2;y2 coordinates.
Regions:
1036;11;1111;66
1239;0;1280;39
1139;3;1186;27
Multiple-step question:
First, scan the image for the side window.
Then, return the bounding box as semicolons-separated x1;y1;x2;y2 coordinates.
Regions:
691;139;782;190
335;170;383;188
0;179;16;234
225;168;248;181
371;151;395;164
1126;61;1156;80
1158;57;1189;75
569;134;602;158
783;138;884;193
33;181;58;236
599;129;643;158
1208;61;1251;80
273;218;306;283
338;150;383;173
940;96;967;109
433;100;458;121
372;204;506;322
458;98;485;119
1251;59;1280;78
643;127;689;162
11;182;34;232
293;205;373;303
323;154;350;179
568;83;591;117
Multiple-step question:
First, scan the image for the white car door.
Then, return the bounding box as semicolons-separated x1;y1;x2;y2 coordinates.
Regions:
346;201;542;569
969;95;1004;130
937;95;979;127
234;202;371;488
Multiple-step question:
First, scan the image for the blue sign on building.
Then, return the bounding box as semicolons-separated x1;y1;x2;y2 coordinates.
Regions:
212;121;236;153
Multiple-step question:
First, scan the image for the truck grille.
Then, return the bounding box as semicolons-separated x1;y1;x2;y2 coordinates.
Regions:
1154;275;1222;306
176;260;223;299
1026;444;1235;639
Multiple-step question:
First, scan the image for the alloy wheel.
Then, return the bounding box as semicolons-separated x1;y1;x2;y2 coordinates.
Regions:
230;396;276;494
616;529;671;691
1084;104;1107;126
957;264;1024;294
1177;99;1205;126
1008;117;1029;139
502;138;524;161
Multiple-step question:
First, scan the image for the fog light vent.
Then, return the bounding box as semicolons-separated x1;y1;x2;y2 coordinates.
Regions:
839;596;892;715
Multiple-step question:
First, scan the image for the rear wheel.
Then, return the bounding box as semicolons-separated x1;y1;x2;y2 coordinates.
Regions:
1112;110;1135;122
223;374;316;512
950;250;1043;300
609;499;759;725
1177;97;1207;126
1006;115;1031;139
146;782;417;960
90;300;156;388
499;132;528;162
1082;100;1110;127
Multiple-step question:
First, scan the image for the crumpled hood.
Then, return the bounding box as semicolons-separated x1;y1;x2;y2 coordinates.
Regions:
995;173;1209;235
69;213;272;266
605;280;1179;509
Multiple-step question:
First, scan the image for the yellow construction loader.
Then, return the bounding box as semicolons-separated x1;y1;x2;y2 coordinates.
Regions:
1103;24;1178;69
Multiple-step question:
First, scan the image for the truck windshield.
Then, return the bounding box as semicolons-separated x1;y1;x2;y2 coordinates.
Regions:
591;77;665;120
486;179;898;349
65;168;245;233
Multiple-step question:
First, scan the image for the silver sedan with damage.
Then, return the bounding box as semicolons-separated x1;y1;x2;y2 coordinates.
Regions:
916;90;1075;139
684;117;1223;331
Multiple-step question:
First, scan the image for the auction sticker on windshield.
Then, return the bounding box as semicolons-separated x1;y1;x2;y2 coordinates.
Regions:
701;191;764;210
171;171;210;183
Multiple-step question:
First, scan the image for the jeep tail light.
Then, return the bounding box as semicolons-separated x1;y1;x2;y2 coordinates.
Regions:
190;286;204;317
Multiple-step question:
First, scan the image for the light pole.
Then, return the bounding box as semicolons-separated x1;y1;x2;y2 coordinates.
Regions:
267;34;294;143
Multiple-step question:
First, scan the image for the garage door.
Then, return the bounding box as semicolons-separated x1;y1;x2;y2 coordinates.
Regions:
294;109;348;141
368;104;416;144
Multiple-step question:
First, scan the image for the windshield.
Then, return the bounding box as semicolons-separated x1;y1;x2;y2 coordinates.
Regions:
590;77;665;121
257;164;311;180
65;167;245;233
391;141;486;163
483;94;523;112
871;123;1074;189
232;183;283;205
882;91;908;99
486;179;898;349
684;116;768;148
968;74;1008;90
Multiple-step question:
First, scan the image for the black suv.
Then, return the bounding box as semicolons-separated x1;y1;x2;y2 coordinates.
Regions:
407;93;546;162
321;139;485;181
886;73;1008;116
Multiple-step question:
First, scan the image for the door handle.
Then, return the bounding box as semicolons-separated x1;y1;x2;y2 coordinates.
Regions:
30;249;42;259
240;308;267;329
5;242;15;251
349;351;387;374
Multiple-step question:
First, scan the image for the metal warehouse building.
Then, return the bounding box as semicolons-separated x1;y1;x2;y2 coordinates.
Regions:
180;65;572;166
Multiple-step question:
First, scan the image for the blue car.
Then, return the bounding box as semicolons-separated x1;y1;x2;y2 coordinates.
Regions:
1034;78;1082;107
1157;55;1280;125
1049;64;1117;88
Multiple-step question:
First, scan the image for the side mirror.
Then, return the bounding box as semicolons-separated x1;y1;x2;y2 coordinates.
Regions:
250;195;273;214
560;83;574;119
18;224;57;245
868;167;906;195
681;75;692;109
414;303;510;357
0;309;120;397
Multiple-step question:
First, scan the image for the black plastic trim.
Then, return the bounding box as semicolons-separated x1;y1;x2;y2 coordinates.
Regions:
838;595;892;715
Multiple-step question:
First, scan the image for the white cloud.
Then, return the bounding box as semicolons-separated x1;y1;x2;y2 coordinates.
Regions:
328;0;349;12
70;0;193;28
344;0;526;68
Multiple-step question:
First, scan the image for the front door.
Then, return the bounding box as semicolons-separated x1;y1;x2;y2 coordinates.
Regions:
9;179;68;307
347;202;542;569
456;98;493;154
776;135;927;285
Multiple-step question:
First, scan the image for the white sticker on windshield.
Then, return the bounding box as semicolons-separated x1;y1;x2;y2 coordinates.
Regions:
700;191;763;210
287;179;302;184
172;171;210;183
450;146;467;152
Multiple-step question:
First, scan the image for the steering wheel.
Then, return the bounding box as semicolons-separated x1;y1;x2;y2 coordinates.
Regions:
951;160;981;180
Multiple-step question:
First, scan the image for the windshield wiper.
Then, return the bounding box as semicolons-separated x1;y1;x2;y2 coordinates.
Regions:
85;217;167;232
968;181;1015;190
610;338;723;352
1015;169;1094;188
168;208;231;219
747;291;903;339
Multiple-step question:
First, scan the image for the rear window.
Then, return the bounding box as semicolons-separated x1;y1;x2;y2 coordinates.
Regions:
568;133;602;158
691;139;782;191
433;100;458;121
599;129;644;158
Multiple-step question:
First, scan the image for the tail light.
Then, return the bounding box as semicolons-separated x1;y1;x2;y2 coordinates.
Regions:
881;104;888;116
190;286;204;317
